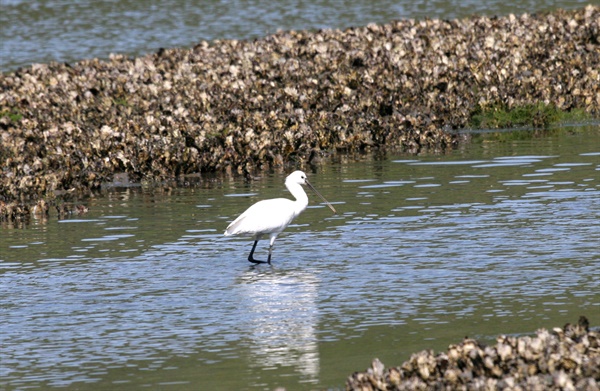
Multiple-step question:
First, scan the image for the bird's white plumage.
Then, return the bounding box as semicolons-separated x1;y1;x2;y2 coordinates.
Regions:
225;198;301;239
224;170;336;264
225;171;309;239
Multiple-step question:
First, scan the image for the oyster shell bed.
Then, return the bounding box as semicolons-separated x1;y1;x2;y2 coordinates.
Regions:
347;317;599;391
1;6;599;221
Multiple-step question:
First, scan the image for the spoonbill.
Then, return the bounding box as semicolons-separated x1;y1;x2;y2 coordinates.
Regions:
224;171;336;264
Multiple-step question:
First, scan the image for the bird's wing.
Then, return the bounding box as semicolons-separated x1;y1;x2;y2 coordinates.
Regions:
224;198;296;236
224;212;248;236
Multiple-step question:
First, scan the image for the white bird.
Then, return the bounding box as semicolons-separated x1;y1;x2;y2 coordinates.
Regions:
224;170;337;264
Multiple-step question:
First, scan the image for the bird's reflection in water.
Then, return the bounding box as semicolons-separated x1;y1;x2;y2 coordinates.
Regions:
236;267;320;383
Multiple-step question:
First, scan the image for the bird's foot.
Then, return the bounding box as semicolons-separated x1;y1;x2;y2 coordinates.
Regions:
248;256;269;264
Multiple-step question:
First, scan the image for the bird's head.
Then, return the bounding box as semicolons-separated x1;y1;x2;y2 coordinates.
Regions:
286;171;336;214
286;170;308;185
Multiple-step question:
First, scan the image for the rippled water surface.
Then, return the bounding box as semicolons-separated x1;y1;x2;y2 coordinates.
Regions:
0;0;592;71
1;126;600;390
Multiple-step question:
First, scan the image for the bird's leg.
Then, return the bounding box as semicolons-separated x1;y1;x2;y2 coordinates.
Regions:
267;245;273;264
248;240;267;264
267;235;278;264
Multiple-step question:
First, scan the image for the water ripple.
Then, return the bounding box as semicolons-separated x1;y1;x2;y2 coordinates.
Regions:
2;132;599;389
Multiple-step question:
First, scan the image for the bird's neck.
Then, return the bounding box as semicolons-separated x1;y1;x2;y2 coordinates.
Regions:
287;182;309;213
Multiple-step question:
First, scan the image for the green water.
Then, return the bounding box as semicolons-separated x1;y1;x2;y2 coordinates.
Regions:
1;125;599;390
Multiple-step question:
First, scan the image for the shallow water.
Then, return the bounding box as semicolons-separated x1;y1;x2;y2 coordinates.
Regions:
0;0;592;72
1;125;600;390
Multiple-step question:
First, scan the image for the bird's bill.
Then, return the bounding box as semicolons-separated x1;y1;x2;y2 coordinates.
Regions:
306;180;337;214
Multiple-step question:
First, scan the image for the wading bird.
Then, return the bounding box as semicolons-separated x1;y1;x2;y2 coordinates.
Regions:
224;171;336;264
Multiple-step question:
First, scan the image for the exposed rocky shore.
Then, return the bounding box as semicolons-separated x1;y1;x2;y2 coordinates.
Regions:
1;6;599;222
347;317;599;391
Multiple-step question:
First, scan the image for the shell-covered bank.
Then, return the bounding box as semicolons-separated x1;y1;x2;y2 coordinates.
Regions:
1;6;599;221
347;317;599;391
